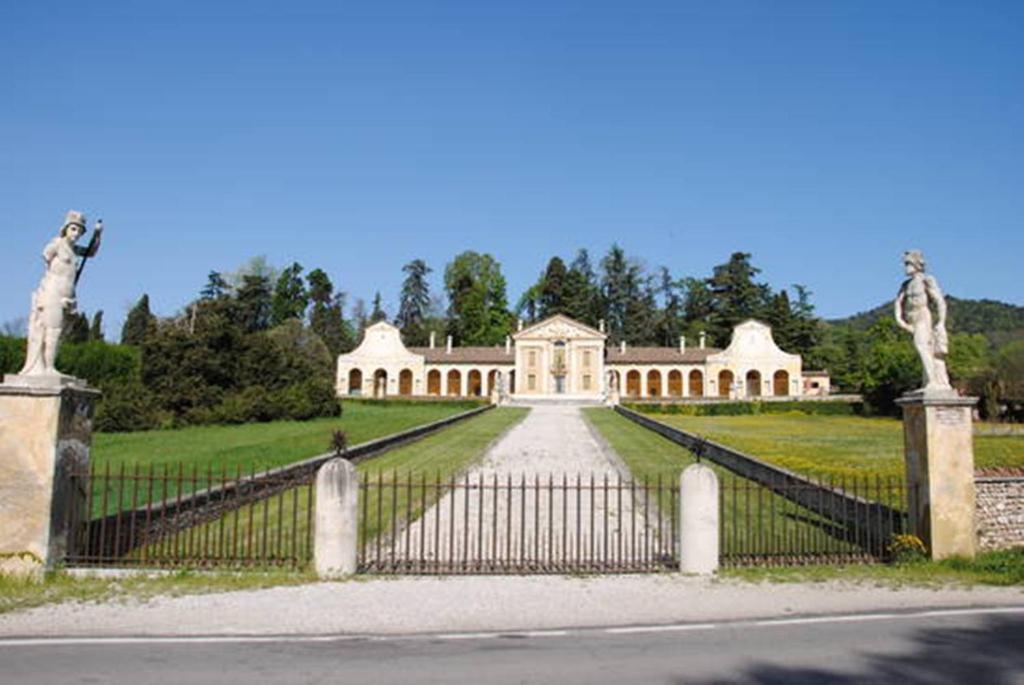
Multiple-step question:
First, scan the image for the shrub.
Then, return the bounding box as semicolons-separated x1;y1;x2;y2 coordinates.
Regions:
93;381;161;432
887;534;927;564
625;400;862;417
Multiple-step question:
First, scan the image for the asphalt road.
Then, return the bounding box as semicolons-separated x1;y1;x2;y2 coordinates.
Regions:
1;608;1021;684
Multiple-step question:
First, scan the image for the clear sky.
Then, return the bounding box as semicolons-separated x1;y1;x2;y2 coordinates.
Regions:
2;1;1022;336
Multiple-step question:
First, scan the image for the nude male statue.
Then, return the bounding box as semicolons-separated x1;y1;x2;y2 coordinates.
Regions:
18;211;103;378
894;250;951;393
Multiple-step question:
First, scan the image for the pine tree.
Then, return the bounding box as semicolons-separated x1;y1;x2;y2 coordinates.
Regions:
705;252;770;346
307;268;354;355
121;294;155;346
200;271;230;300
396;259;432;343
270;262;308;325
564;249;602;327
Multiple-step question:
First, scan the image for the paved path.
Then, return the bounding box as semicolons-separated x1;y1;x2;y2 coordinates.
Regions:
365;405;670;572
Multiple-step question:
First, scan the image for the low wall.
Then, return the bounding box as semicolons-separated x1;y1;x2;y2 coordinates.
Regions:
976;477;1024;551
614;406;904;540
81;404;494;558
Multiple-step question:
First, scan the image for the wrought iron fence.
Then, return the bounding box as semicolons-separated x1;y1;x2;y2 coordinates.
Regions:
65;463;315;569
718;472;908;567
358;471;680;574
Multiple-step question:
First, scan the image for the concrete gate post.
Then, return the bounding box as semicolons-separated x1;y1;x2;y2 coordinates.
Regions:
314;458;359;578
896;394;979;560
679;463;720;575
0;384;100;576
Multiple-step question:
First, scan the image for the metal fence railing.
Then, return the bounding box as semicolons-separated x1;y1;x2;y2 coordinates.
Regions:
357;472;679;574
718;472;908;567
65;463;315;569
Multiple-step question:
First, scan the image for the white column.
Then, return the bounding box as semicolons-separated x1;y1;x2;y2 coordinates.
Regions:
315;458;359;578
679;464;720;575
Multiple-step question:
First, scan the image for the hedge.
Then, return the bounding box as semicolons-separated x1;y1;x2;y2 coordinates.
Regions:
623;400;864;417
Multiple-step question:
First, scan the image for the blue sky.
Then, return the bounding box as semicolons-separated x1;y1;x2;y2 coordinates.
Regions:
2;1;1022;335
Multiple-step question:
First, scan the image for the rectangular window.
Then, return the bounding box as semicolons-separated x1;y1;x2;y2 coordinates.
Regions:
528;374;537;390
583;374;591;390
528;350;537;367
583;350;591;367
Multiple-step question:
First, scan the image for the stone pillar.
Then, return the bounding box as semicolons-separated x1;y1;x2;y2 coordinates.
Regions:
314;458;359;578
0;383;100;575
679;463;719;575
896;393;978;560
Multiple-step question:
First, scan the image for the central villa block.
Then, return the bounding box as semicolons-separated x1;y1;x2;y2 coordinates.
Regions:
336;314;829;401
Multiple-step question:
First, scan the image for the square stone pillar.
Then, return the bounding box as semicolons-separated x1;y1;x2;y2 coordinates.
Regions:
896;393;978;560
0;383;100;575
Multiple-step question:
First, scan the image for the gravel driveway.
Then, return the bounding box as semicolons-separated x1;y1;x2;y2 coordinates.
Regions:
364;405;672;572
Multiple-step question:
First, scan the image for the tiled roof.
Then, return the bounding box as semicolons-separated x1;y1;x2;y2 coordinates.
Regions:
803;370;830;376
410;347;515;364
606;347;720;364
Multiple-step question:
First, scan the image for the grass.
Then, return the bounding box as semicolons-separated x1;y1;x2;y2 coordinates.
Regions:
722;547;1024;587
0;569;316;616
642;413;1024;481
83;401;484;516
583;408;886;562
121;407;530;567
93;400;482;473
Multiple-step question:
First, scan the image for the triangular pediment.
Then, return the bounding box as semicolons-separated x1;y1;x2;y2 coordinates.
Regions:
513;314;606;341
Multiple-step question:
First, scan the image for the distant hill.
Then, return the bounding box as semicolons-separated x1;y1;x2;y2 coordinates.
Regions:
829;297;1024;345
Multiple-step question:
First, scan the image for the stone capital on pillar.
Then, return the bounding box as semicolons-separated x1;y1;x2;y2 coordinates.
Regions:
896;392;978;560
0;382;100;576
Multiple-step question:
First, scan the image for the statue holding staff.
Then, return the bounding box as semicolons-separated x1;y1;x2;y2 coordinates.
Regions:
894;250;951;393
16;210;103;380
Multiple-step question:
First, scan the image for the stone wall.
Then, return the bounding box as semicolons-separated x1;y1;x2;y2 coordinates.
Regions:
976;477;1024;551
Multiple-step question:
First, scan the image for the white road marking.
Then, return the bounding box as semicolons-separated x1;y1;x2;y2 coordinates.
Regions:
0;606;1019;648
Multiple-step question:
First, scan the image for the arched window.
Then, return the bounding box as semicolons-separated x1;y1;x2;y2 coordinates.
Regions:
647;370;662;397
668;370;683;397
773;370;789;397
626;370;641;398
509;370;516;394
348;368;363;396
487;370;499;396
373;369;388;398
718;370;734;398
688;370;703;397
427;369;441;395
746;370;762;398
468;369;483;396
399;369;413;396
447;369;462;396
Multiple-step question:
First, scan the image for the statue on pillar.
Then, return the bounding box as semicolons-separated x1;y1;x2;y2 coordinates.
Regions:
894;250;952;395
13;211;103;384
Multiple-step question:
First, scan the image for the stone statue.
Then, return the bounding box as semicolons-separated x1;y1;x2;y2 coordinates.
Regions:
14;211;103;383
894;250;951;394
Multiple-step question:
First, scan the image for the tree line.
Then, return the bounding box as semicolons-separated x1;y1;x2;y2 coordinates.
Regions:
2;246;1021;429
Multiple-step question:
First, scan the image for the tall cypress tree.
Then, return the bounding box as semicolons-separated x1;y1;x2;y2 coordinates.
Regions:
370;292;387;323
122;294;155;346
307;268;353;355
89;310;105;342
538;257;568;319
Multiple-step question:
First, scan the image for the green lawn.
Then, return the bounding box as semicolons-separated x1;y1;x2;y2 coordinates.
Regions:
583;408;890;564
92;400;482;473
637;413;1024;481
122;407;529;568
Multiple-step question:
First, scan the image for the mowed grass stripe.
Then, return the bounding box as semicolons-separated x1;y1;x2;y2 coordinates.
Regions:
92;401;482;473
126;407;529;567
583;408;878;561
